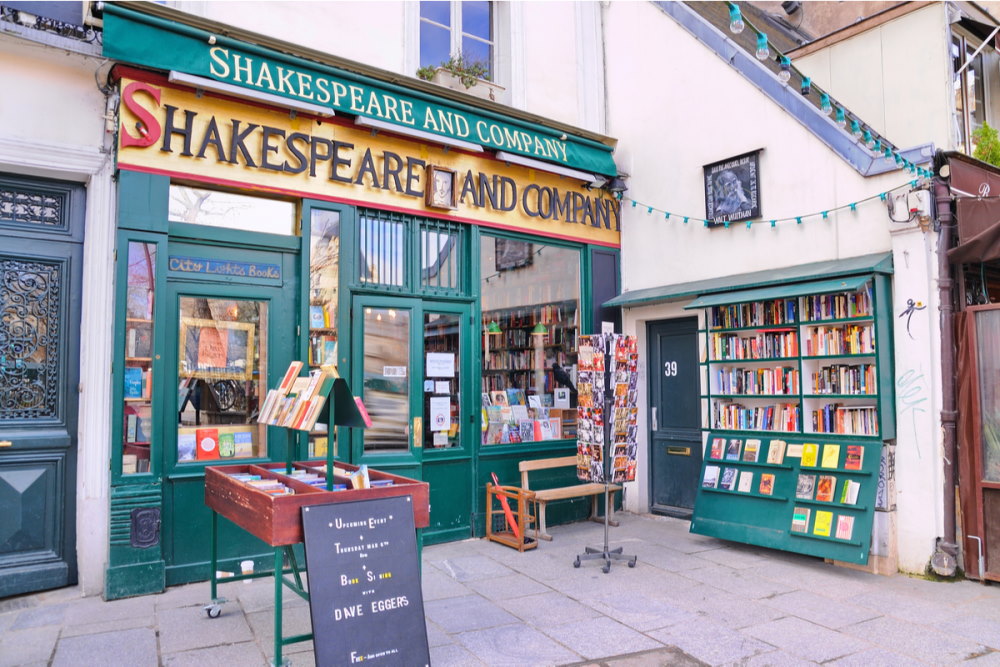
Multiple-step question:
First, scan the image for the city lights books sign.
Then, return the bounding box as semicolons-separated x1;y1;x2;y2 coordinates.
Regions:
704;150;761;226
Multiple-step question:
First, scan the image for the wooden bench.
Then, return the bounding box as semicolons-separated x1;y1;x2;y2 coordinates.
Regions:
518;456;620;541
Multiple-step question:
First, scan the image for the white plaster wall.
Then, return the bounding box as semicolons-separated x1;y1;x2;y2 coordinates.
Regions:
603;3;943;574
793;4;953;152
170;1;599;131
0;34;116;595
889;224;945;574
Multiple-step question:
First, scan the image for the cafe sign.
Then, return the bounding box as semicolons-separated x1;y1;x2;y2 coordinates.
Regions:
102;3;618;178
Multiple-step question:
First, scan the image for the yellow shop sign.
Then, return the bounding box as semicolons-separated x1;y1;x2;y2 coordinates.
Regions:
118;76;620;247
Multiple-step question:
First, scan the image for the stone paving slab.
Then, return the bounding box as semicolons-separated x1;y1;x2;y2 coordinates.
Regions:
743;616;873;663
423;593;520;633
161;641;270;667
569;646;706;667
157;602;254;653
647;617;775;665
540;615;663;660
465;571;553;600
499;591;603;627
579;589;699;632
681;562;799;600
0;624;60;667
825;646;935;666
667;583;787;629
60;612;154;638
842;615;991;663
429;642;488;666
454;622;583;665
51;627;157;667
422;566;476;601
759;590;881;630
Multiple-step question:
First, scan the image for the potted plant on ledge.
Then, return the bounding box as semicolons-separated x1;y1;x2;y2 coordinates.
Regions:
417;54;504;102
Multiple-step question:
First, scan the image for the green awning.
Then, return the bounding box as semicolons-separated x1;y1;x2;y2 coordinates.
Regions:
102;3;618;177
683;275;871;309
603;252;892;308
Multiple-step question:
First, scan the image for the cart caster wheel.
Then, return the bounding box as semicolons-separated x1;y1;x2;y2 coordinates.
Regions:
602;562;610;574
628;557;637;568
204;604;222;618
573;557;581;568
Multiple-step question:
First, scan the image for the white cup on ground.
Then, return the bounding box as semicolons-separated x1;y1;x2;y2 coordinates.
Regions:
240;559;254;583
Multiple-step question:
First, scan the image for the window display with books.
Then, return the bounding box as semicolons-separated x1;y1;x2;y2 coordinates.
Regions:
122;241;156;475
690;274;894;564
480;235;581;445
176;296;268;463
307;209;340;459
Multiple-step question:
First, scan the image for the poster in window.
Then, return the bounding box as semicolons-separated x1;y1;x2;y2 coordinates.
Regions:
704;150;761;226
179;318;255;381
494;238;534;272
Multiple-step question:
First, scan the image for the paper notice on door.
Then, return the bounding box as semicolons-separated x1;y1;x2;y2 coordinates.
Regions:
383;366;407;377
423;380;435;393
425;352;455;377
435;381;450;394
433;433;449;447
429;396;451;431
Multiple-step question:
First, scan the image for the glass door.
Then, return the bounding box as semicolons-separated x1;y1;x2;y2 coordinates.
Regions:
162;272;296;585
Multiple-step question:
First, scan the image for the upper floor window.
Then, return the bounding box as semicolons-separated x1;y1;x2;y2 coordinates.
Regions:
420;1;494;78
953;32;987;154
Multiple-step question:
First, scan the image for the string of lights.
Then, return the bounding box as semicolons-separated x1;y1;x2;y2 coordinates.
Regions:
726;2;933;179
622;179;922;229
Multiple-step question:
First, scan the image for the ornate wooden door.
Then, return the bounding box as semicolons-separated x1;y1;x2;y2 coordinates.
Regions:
0;174;84;597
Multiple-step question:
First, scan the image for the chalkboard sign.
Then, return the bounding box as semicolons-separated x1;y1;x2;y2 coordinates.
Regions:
301;496;429;666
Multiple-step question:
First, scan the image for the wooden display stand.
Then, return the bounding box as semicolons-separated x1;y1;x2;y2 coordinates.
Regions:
203;361;429;666
485;483;538;551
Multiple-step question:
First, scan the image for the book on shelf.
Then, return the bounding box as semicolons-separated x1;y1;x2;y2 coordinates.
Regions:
702;465;721;488
839;479;860;505
490;390;510;407
709;437;725;460
177;433;196;462
122;454;138;475
737;470;754;493
766;439;786;464
311;436;328;458
844;444;864;470
720;467;739;491
759;473;775;495
795;473;816;499
786;442;804;458
724;438;742;461
820;444;841;469
195;428;220;460
742;438;761;462
813;510;833;537
835;515;855;540
218;432;236;458
815;475;836;502
506;388;527;406
801;443;819;467
309;305;327;329
234;431;253;458
126;414;138;443
791;506;811;533
124;366;144;399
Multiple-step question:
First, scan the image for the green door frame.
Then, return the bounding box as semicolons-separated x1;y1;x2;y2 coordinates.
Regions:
160;245;298;585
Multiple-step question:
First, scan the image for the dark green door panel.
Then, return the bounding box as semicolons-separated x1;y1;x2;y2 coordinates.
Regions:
648;318;702;518
423;458;473;544
0;174;84;597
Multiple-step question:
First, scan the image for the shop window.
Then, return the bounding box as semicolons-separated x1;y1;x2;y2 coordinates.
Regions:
975;309;1000;482
176;297;268;463
420;220;462;292
953;32;988;154
308;209;340;458
480;235;580;445
359;210;407;288
168;185;296;235
420;1;494;78
362;306;410;453
121;242;156;474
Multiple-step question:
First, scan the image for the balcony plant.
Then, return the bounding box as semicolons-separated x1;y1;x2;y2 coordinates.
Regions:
417;54;503;101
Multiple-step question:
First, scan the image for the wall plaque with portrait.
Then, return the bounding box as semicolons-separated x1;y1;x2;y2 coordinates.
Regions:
704;150;761;226
425;165;457;210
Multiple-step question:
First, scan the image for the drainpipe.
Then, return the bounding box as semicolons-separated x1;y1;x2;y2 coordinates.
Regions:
932;157;959;577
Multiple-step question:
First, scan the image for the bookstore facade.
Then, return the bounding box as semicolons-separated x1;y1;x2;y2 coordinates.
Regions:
102;5;621;598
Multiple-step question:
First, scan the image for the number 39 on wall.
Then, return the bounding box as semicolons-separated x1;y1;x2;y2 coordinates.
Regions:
663;361;678;377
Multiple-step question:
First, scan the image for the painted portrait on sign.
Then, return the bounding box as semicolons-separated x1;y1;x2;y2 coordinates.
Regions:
704;150;761;225
425;165;457;210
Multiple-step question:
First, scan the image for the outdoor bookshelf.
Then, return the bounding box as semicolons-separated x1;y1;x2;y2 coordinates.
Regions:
689;274;894;564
